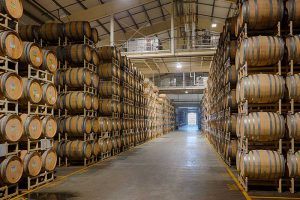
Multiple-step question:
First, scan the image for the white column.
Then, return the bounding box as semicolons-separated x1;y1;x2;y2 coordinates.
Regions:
171;0;175;54
110;14;114;46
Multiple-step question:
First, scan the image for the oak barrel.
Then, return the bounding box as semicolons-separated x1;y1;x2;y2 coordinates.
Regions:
286;0;300;28
287;151;300;177
236;36;284;68
91;95;99;111
58;92;92;111
225;16;237;35
64;44;92;64
20;114;42;140
20;78;42;104
64;116;92;135
98;117;108;133
226;114;236;135
0;114;22;142
65;140;92;160
286;74;300;102
225;89;237;108
99;99;118;115
106;138;113;152
106;118;112;132
98;139;108;153
0;72;22;100
237;0;284;32
0;0;23;19
39;23;64;42
240;150;285;179
64;21;92;41
91;73;99;88
0;30;23;60
98;46;119;60
99;81;119;97
91;49;99;66
41;116;57;138
225;65;237;85
64;67;92;88
287;113;300;140
97;62;119;79
20;42;43;68
91;28;98;44
19;25;40;42
236;74;285;104
91;140;100;156
112;138;117;149
41;49;58;73
286;36;300;64
20;150;42;177
91;117;100;133
0;156;23;184
42;83;57;106
41;149;57;172
225;40;236;62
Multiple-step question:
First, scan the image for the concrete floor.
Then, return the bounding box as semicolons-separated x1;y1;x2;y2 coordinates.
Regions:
25;127;245;200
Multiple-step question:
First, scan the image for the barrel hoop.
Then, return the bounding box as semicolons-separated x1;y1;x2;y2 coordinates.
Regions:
296;153;299;177
75;116;80;134
255;150;261;177
82;69;86;85
253;112;258;139
267;112;273;138
269;0;274;26
266;150;272;179
272;151;278;178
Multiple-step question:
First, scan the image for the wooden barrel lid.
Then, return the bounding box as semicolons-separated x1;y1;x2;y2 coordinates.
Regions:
82;141;92;159
42;116;57;138
2;114;23;142
92;95;99;110
42;149;57;171
0;155;23;184
28;44;42;68
4;31;23;60
2;72;22;100
43;83;57;105
106;138;112;152
22;151;42;177
92;118;100;133
4;0;23;19
44;50;58;73
85;118;92;134
92;141;100;156
27;79;42;103
21;114;42;140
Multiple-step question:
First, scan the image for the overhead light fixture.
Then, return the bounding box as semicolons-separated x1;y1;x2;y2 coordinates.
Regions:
177;63;182;69
185;91;188;94
211;23;217;28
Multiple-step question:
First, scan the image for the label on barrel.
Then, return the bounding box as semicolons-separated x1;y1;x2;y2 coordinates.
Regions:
10;42;15;49
0;144;8;157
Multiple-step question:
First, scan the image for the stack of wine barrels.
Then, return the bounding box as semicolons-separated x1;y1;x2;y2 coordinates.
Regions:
0;0;24;197
201;0;300;193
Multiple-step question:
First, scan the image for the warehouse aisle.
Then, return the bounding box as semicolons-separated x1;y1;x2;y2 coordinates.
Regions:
25;130;244;200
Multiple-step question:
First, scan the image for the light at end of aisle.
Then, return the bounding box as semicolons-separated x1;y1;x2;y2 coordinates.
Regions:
185;91;188;94
211;23;217;28
177;63;182;69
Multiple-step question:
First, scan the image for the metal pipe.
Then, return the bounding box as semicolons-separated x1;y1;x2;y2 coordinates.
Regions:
110;15;115;46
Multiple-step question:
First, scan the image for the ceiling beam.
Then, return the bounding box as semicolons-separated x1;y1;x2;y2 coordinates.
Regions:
142;5;152;26
51;0;71;16
23;9;43;24
127;10;139;29
58;0;156;22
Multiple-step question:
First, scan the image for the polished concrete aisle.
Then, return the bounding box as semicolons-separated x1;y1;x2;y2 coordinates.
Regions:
25;128;245;200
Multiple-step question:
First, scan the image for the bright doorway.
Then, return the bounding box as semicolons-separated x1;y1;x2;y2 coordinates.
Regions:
188;113;197;125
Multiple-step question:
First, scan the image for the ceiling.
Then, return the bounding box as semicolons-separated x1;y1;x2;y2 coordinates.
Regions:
20;0;236;97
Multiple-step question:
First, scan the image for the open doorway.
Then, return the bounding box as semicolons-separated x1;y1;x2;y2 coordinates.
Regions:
188;113;197;125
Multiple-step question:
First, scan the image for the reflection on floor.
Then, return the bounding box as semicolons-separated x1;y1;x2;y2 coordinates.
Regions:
179;125;199;131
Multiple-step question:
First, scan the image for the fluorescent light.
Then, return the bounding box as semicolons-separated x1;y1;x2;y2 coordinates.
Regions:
185;91;188;94
176;63;182;69
211;23;217;28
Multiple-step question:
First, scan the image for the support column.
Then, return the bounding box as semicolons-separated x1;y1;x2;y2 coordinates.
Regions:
110;14;114;46
171;0;175;54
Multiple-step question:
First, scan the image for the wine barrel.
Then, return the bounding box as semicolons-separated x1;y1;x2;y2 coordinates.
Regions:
41;49;58;73
99;99;118;115
106;118;112;132
287;113;300;140
91;95;99;111
41;149;57;172
98;46;119;60
42;83;57;106
20;42;43;68
287;151;300;177
91;50;99;66
286;74;300;102
91;28;99;44
65;140;92;160
39;23;64;42
106;138;113;152
21;78;42;104
98;62;119;79
112;138;117;149
41;116;57;138
286;0;300;28
236;150;242;172
20;150;42;177
19;25;40;42
237;0;284;32
225;65;237;85
236;36;284;68
0;156;23;184
45;46;65;63
239;112;285;141
225;40;236;62
116;136;121;148
98;117;108;133
0;114;22;142
64;21;92;41
20;114;42;140
64;44;92;64
99;139;108;153
91;73;99;88
225;89;237;108
227;140;237;160
225;16;237;35
0;0;23;19
236;74;285;104
65;68;92;88
54;70;64;87
91;117;100;133
0;30;23;60
91;140;100;156
59;92;92;111
226;114;236;135
286;36;300;64
0;72;22;100
99;81;119;97
241;150;285;179
64;116;92;135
